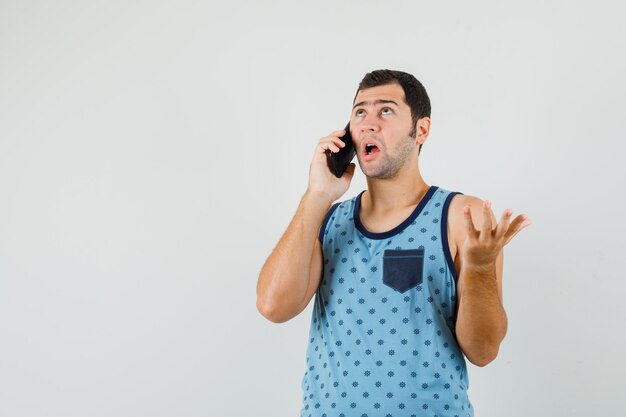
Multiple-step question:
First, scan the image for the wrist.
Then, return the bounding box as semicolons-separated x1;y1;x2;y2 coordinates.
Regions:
304;188;336;206
462;262;497;274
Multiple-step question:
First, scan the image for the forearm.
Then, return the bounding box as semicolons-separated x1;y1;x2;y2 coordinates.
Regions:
256;190;332;316
455;264;507;366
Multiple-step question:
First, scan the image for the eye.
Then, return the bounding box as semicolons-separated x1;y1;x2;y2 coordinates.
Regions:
355;109;365;117
381;107;393;115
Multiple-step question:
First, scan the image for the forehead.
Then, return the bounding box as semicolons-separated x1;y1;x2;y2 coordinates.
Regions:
353;83;407;107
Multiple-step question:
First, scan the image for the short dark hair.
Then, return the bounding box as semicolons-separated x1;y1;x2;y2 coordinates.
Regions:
353;69;431;154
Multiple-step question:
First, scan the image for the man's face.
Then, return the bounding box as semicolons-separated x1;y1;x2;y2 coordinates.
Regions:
350;83;418;179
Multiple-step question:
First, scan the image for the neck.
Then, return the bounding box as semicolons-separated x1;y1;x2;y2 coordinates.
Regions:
362;162;429;215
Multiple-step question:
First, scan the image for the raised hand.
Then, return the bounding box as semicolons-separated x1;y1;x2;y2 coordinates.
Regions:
461;199;532;270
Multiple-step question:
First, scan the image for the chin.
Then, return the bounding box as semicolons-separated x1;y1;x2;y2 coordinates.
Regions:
362;168;399;180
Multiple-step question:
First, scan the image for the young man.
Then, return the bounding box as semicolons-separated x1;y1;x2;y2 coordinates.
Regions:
257;69;531;416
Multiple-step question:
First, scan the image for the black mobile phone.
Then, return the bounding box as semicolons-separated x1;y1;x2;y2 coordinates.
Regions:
328;123;355;178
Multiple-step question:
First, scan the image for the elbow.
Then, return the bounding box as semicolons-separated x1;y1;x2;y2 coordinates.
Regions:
257;297;279;323
256;297;294;324
256;272;286;323
458;319;508;367
463;341;502;367
467;349;498;367
256;269;305;324
458;331;505;367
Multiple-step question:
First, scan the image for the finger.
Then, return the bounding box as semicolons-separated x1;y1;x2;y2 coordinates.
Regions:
318;139;345;154
342;162;356;179
463;205;478;239
494;208;513;240
320;135;347;146
503;214;532;245
481;200;494;236
517;215;532;231
318;133;345;144
328;128;346;138
331;137;347;147
330;138;347;153
318;142;339;154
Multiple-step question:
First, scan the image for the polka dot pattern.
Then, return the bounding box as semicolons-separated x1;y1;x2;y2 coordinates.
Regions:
300;186;473;416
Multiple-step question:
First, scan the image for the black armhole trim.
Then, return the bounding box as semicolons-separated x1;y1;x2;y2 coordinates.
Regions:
441;191;464;283
319;202;341;243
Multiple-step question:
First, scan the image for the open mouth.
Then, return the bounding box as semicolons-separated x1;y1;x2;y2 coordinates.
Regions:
364;143;381;155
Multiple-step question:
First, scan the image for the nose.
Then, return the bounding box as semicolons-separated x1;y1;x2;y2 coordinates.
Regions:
357;112;381;136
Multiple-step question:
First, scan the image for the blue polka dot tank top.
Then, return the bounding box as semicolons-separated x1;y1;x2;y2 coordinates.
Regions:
300;185;473;417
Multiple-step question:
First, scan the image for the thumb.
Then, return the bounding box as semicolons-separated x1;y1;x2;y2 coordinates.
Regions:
342;163;356;180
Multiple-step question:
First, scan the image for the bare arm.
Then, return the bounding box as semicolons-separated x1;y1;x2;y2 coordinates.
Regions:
453;197;531;366
256;127;356;323
456;252;507;367
256;191;331;323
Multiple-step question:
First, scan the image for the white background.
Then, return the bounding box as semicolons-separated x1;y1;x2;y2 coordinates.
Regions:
1;1;625;416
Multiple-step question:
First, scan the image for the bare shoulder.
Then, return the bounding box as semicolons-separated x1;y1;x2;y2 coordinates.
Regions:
448;194;486;247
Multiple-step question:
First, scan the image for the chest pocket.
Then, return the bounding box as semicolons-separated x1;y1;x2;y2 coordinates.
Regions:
382;248;425;293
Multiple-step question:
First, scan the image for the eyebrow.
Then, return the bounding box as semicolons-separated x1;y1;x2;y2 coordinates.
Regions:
352;99;399;109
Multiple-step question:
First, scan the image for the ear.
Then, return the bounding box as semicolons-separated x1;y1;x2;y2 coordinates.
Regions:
416;117;430;145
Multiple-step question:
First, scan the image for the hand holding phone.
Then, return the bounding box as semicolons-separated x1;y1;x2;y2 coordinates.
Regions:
327;122;355;178
307;124;356;203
